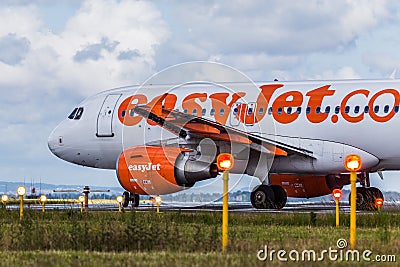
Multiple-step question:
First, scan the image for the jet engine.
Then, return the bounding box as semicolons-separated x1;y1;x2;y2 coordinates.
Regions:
116;146;218;195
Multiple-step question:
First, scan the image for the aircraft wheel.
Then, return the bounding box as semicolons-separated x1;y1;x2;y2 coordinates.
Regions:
251;185;275;209
368;187;383;199
122;191;130;208
349;187;368;210
271;185;287;209
364;187;384;210
131;193;140;207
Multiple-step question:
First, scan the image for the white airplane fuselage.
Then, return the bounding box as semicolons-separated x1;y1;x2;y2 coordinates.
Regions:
48;80;400;172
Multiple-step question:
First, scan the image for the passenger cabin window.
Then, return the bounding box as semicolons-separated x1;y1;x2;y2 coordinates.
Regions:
354;106;360;114
192;109;197;115
287;107;292;114
316;106;321;114
210;108;215;116
258;107;264;115
202;109;206;116
306;107;311;114
129;109;134;117
364;106;369;113
395;106;399;113
344;106;350;114
248;107;253;115
277;107;282;115
74;107;84;120
68;108;78;119
296;107;301;114
374;106;379;113
384;105;389;113
219;108;225;116
121;110;126;118
335;106;340;114
324;106;330;114
268;107;273;115
184;109;188;114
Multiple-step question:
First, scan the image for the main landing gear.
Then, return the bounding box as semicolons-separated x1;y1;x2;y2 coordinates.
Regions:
122;191;140;208
350;187;383;210
350;172;384;210
250;184;287;209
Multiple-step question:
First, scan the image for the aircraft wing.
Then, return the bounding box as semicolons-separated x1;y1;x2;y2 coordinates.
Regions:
133;101;314;158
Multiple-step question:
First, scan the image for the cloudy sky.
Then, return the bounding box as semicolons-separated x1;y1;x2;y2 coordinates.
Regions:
1;0;400;193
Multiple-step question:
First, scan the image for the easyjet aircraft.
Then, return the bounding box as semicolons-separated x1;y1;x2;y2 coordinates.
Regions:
48;77;399;210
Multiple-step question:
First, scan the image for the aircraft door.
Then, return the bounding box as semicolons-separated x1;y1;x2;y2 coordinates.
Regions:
245;102;256;126
230;102;241;126
96;94;122;137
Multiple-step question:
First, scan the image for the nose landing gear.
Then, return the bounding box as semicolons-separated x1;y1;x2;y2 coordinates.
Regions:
122;191;140;208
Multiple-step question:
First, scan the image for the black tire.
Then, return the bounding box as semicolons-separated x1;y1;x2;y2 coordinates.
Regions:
349;187;367;210
364;187;384;211
131;193;140;207
271;185;287;209
250;185;275;209
122;191;129;208
368;187;384;199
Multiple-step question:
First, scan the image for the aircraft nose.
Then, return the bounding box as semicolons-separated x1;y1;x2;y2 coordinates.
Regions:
48;126;63;156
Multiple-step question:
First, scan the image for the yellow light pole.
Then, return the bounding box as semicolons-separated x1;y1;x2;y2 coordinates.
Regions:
40;195;47;213
155;196;162;213
17;186;26;220
332;189;343;227
344;154;362;250
78;195;85;213
116;196;123;212
375;198;383;213
217;153;234;253
1;194;8;211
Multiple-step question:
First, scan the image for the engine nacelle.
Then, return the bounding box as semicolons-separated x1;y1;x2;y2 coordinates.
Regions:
116;146;218;195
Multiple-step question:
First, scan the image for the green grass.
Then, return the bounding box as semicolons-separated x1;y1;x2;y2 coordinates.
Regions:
0;209;398;266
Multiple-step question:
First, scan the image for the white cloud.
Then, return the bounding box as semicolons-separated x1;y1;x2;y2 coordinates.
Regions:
0;0;169;185
311;66;361;80
209;52;301;81
363;52;400;77
0;33;30;65
0;0;169;98
155;0;397;79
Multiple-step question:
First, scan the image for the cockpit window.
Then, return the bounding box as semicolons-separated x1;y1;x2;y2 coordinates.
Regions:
68;108;78;119
74;107;84;120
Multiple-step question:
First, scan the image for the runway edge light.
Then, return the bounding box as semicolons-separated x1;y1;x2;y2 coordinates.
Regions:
1;194;8;210
78;195;85;213
17;186;26;220
332;189;343;200
344;154;362;172
217;153;234;171
332;189;342;227
155;196;162;213
217;153;234;253
375;198;383;212
40;195;47;213
344;154;362;250
116;195;123;212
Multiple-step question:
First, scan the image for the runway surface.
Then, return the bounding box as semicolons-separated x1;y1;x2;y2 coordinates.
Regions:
6;200;399;213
